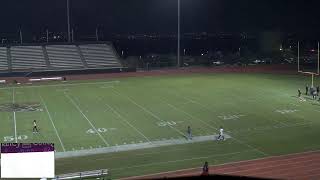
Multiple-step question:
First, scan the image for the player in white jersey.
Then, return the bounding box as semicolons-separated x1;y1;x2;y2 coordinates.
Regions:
33;120;39;133
217;126;224;140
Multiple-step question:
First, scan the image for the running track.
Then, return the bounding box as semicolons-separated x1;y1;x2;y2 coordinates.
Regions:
121;150;320;180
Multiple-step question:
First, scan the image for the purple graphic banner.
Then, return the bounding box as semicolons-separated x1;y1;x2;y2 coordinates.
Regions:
1;143;54;153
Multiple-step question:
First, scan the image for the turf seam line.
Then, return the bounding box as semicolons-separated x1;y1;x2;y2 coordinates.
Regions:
39;95;66;152
111;87;186;137
64;92;110;146
104;102;151;143
12;88;17;143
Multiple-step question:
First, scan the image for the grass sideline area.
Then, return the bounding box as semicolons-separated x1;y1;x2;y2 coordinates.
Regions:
0;73;320;179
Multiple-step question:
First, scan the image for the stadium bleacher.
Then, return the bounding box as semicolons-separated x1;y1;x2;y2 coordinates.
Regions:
0;43;122;73
10;46;47;70
79;44;121;68
0;47;8;71
46;45;85;69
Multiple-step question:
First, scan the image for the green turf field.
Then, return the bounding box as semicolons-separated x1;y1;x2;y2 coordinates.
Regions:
1;73;320;179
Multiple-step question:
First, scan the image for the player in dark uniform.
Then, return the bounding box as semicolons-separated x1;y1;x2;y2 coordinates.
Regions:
33;120;39;133
187;126;192;140
201;161;209;176
298;89;301;98
306;85;309;95
317;86;319;96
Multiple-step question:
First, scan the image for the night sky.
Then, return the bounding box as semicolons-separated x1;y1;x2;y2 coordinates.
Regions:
1;0;320;36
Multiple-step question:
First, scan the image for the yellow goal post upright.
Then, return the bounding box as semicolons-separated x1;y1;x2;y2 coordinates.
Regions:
297;41;320;88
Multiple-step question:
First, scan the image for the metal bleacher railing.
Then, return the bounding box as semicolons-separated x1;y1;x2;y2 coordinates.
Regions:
0;43;123;72
53;169;108;180
46;45;84;69
79;44;121;68
10;46;47;70
0;47;8;71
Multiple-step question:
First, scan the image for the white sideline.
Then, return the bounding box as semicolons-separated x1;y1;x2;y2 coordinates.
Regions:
104;102;151;143
55;134;231;159
64;92;110;146
0;80;120;89
39;95;66;152
119;149;320;180
111;88;186;137
12;88;17;143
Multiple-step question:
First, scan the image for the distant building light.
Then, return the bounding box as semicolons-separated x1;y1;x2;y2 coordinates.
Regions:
311;49;315;52
280;48;283;51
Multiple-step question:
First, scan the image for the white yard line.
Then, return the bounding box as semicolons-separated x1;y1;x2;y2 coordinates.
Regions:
231;121;313;134
39;95;66;152
165;101;216;133
63;92;110;146
234;92;289;127
0;81;120;90
104;102;151;142
12;88;17;143
111;88;186;137
171;93;268;156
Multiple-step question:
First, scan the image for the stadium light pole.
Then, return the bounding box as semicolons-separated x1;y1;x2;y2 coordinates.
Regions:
177;0;181;68
71;28;74;42
96;27;99;41
46;29;49;43
318;41;320;74
298;41;300;72
67;0;71;42
19;29;23;44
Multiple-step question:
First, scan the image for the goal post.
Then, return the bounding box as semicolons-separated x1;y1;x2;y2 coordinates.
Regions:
297;41;320;88
298;71;318;87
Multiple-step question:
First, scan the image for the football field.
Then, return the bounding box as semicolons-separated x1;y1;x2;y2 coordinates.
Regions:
1;73;320;179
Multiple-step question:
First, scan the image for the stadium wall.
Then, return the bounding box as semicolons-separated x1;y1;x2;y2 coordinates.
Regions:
0;64;297;85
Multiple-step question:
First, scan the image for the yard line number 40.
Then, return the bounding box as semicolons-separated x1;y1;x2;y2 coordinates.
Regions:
3;135;28;142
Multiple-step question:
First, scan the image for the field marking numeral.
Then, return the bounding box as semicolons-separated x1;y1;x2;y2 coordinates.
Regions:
4;135;28;142
86;128;116;134
275;109;298;114
218;114;245;120
157;121;183;127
